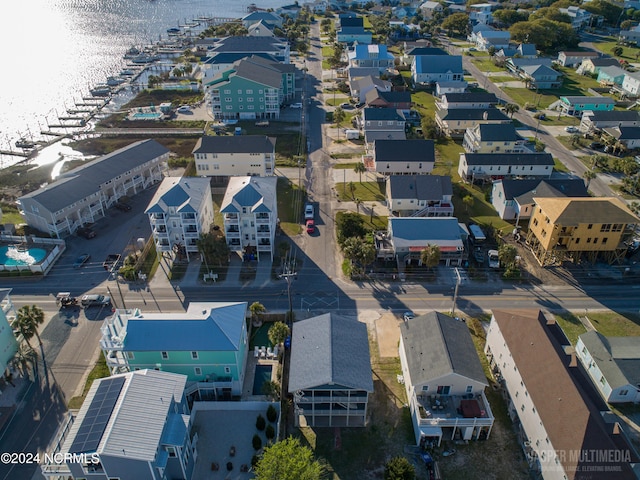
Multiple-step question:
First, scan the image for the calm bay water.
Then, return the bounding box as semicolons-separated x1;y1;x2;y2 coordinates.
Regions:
0;0;285;168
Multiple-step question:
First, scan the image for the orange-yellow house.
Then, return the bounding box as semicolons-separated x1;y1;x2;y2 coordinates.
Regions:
525;197;638;265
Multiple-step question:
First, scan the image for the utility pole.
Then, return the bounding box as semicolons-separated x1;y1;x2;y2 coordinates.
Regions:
451;267;461;316
279;248;297;325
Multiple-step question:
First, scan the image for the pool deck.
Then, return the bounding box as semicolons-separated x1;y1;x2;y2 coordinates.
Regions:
241;350;279;401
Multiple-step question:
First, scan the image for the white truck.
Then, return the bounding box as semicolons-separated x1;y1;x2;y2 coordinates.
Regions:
345;129;360;140
488;250;500;269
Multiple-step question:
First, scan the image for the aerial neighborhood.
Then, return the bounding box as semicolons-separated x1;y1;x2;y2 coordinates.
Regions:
3;0;640;479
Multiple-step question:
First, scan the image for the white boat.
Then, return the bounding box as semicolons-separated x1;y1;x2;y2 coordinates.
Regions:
15;137;36;149
120;69;135;76
131;53;159;64
90;85;111;97
106;76;126;86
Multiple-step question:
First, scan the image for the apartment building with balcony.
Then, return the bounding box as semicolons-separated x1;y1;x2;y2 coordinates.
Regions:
525;197;638;266
192;135;276;178
0;289;18;377
18;140;168;238
485;310;637;479
145;177;213;259
100;302;248;398
400;311;494;447
220;176;277;261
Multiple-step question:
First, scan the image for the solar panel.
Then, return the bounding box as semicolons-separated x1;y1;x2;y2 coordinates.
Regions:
69;376;126;454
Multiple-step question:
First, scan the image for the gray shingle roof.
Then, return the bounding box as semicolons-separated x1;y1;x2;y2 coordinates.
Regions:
388;175;452;200
585;110;640;122
437;108;509;121
414;55;463;74
363;108;406;121
579;331;640;389
213;36;287;54
233;58;282;88
498;178;588;202
192;135;275;154
220;176;277;214
374;139;435;163
400;311;487;386
19;140;169;212
442;92;498;104
475;123;522;141
204;52;277;65
288;313;373;392
144;177;210;215
405;46;447;56
368;90;412;104
463;153;554;166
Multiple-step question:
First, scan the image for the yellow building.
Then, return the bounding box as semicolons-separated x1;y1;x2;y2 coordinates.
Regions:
526;197;638;265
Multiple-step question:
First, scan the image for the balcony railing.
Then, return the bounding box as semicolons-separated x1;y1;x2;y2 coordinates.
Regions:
413;391;494;427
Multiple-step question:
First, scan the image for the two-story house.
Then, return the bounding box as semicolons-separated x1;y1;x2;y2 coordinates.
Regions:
458;152;554;182
525;197;638;266
621;70;640;96
496;43;538;59
205;56;296;120
347;44;395;72
412;55;463;85
558;6;592;30
437;92;498;110
578;57;619;75
468;3;494;24
100;302;248;397
491;178;588;222
18;139;168;239
463;123;526;153
350;75;391;104
399;46;447;67
362;108;407;143
289;313;373;427
192;135;276;178
580;110;640;133
420;1;443;19
471;29;511;51
386;175;454;217
558;96;615;116
41;370;194;480
436;108;511;138
375;217;467;266
400;311;494;447
596;66;627;87
576;331;640;404
485;310;637;479
221;176;278;261
602;125;640;150
557;50;600;68
371;139;434;175
336;16;372;44
145;177;213;259
365;90;413;110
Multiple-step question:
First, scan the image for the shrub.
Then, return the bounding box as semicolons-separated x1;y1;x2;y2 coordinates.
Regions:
265;424;275;440
252;434;262;451
256;414;266;431
266;404;277;423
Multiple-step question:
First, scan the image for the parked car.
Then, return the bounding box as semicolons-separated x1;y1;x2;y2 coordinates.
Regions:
355;102;365;109
306;219;315;234
304;203;314;220
73;253;91;268
177;105;191;113
403;311;415;322
290;102;303;109
77;227;96;239
81;294;111;307
339;102;354;110
589;142;605;150
115;202;132;212
564;126;578;133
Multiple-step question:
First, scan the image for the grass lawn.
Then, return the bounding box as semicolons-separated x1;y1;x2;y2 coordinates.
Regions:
0;203;24;224
333;162;359;169
555;135;588;151
587;311;640;337
412;90;437;118
212;193;225;227
68;352;110;409
593;39;640;62
490;76;519;83
325;96;350;107
452;183;511;233
277;176;304;236
335;181;386;202
501;87;561;109
553;157;571;173
434;139;464;181
471;58;505;72
322;46;334;58
554;313;588;345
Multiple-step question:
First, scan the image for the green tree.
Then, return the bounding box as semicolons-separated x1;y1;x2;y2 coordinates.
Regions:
253;434;263;451
334;106;345;127
197;231;230;267
621;19;634;30
420;244;441;270
265;424;275;441
463;195;474;213
612;46;624;57
529;7;571;23
582;0;623;25
336;212;367;245
441;12;470;35
13;305;45;354
342;236;376;271
493;9;530;27
268;321;290;346
256;414;266;431
355;197;363;214
498;244;518;269
354;162;367;183
254;437;326;480
583;170;596;188
250;301;266;321
266;404;278;422
384;456;416;480
420;116;439;139
504;103;519;118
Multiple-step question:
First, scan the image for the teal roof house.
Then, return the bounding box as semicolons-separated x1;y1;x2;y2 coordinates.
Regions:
558;96;615;116
41;370;194;480
100;302;249;399
0;289;18;377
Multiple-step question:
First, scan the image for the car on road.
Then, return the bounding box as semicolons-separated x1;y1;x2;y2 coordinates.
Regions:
304;203;314;220
73;253;91;268
339;102;354;110
564;126;578;133
589;142;605;150
306;219;315;234
81;294;111;307
403;311;415;322
290;102;303;109
77;227;96;239
115;202;132;212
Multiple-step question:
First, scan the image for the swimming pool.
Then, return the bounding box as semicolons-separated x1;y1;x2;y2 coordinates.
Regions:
131;112;162;120
253;365;273;395
0;246;47;266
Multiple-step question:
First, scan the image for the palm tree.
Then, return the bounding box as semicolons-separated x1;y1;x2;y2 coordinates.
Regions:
348;181;356;200
504;103;519;118
250;302;266;326
13;305;45;356
268;321;290;347
420;244;441;271
354;162;367;183
583;170;596;189
355;197;363;214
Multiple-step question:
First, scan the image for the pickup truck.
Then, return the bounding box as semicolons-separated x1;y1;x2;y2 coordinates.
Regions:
103;254;121;272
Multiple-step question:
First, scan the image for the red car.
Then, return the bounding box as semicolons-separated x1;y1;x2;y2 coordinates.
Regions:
306;219;314;234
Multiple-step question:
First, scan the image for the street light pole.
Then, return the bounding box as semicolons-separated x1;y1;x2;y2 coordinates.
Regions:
451;268;461;316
